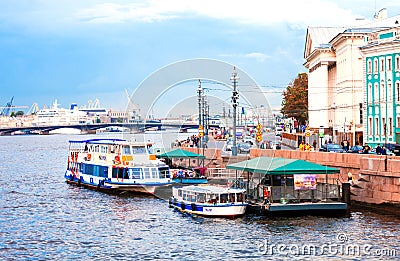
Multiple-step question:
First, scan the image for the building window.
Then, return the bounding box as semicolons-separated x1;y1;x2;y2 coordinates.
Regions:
359;103;363;124
382;118;386;136
387;57;392;71
368;83;372;104
389;118;393;136
369;118;372;136
374;59;378;74
368;60;372;74
380;58;385;72
397;82;400;103
397;117;400;129
381;83;385;102
375;118;379;136
396;56;400;70
388;83;392;101
375;83;379;102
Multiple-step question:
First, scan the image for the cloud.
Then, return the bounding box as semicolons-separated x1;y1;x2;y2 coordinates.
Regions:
74;0;362;27
244;52;269;62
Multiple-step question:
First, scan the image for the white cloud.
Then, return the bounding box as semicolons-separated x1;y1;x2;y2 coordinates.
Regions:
244;52;269;62
74;0;363;27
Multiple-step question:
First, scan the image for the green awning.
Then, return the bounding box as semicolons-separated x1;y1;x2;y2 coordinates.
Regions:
156;148;205;159
226;156;339;175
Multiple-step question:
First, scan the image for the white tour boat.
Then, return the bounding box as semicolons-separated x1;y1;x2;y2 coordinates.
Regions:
169;185;248;218
64;138;172;195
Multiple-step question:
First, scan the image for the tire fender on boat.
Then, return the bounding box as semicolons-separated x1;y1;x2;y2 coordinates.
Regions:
180;202;185;211
191;203;196;211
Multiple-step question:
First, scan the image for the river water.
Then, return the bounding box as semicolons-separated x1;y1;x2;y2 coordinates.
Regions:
0;134;399;260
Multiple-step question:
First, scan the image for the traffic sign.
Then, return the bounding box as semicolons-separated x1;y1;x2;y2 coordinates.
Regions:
256;123;262;130
256;135;262;142
199;132;204;137
305;132;310;137
198;125;204;130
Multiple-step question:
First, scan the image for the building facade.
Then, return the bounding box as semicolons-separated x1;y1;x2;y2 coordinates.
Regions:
304;9;400;147
360;26;400;146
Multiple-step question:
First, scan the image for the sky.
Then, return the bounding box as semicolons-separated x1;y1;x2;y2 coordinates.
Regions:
1;0;400;117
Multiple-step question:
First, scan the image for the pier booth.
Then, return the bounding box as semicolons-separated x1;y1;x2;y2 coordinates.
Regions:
226;157;348;216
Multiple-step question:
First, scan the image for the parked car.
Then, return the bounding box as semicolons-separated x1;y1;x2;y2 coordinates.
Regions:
348;145;364;154
243;136;255;145
226;140;234;151
270;141;281;150
383;143;400;156
319;143;344;153
237;142;251;153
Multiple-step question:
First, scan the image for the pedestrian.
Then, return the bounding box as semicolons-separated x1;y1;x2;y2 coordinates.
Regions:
375;144;382;155
299;141;305;151
312;140;317;150
381;146;387;155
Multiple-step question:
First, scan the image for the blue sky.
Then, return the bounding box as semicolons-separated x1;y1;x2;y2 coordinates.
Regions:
1;0;400;116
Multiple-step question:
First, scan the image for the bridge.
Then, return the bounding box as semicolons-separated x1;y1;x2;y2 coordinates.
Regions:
0;122;221;135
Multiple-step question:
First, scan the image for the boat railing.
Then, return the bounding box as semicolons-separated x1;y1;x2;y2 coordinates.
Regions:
206;168;245;180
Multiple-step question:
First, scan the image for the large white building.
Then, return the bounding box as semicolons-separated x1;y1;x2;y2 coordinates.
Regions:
304;9;398;146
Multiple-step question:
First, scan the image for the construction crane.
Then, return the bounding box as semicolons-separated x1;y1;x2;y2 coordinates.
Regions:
125;89;141;120
0;97;28;116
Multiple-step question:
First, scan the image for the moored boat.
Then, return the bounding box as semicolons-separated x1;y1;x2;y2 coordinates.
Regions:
169;185;248;218
64;138;172;195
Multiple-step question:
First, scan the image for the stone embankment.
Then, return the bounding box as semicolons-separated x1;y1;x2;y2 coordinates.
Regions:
181;146;400;206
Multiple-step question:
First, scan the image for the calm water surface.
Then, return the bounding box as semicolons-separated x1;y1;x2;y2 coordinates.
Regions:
0;134;399;260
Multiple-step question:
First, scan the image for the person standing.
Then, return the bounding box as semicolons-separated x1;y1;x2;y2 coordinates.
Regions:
375;144;382;155
312;140;317;150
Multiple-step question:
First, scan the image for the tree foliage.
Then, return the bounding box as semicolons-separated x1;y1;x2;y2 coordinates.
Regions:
280;73;308;125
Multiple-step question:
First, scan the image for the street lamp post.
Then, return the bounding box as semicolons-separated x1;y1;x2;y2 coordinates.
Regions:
197;80;203;148
231;67;239;156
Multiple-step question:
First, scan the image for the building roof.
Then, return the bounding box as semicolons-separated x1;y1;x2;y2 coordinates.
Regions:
226;156;339;175
304;27;345;58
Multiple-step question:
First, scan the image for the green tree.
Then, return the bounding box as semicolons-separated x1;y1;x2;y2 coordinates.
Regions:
281;73;308;125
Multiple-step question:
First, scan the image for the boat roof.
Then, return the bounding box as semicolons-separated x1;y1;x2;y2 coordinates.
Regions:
176;185;245;194
68;138;154;146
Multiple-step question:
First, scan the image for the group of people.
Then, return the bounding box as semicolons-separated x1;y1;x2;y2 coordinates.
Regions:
299;141;314;151
173;135;201;148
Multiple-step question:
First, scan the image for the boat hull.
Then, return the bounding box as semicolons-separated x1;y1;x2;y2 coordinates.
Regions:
64;171;170;195
169;198;247;218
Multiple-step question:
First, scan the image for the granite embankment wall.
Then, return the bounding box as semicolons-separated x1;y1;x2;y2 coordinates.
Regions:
251;149;400;205
181;147;400;205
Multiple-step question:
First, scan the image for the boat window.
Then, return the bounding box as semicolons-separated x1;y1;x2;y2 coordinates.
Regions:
143;168;151;179
229;193;236;203
188;194;196;202
197;193;206;203
150;168;156;179
158;167;170;179
207;194;219;204
123;146;131;154
236;193;244;203
130;168;141;179
147;145;154;154
100;166;108;178
94;145;99;153
112;167;118;178
220;194;228;203
101;145;108;153
132;147;146;154
183;192;187;201
178;190;182;197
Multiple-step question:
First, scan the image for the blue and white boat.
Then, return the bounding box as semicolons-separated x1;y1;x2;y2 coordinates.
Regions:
169;185;248;218
64;138;172;195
